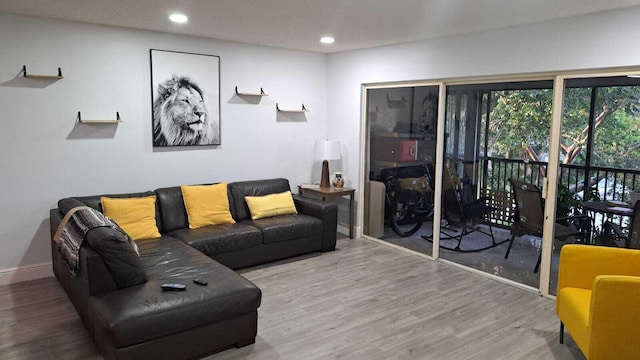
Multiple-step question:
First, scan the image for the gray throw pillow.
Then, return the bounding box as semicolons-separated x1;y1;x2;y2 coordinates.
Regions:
84;226;147;288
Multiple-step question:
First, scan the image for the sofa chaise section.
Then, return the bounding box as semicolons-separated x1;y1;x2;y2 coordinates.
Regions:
50;194;262;360
89;236;261;360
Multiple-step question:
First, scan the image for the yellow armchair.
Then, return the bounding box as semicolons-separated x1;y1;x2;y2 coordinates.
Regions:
556;244;640;359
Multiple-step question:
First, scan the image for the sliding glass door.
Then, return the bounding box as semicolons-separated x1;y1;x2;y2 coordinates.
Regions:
362;84;441;257
361;69;640;297
438;81;554;289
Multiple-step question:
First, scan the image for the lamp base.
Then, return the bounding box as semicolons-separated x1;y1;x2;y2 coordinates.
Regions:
320;160;330;188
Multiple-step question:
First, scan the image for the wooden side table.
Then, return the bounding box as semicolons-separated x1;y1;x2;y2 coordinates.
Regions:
298;185;355;239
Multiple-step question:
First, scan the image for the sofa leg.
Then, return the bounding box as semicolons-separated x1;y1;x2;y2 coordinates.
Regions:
559;322;564;344
235;338;256;348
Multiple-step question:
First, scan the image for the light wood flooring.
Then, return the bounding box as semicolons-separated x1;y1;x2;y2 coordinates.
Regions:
378;224;558;292
0;238;585;360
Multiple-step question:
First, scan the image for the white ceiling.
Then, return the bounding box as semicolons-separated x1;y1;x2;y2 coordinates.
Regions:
2;0;640;53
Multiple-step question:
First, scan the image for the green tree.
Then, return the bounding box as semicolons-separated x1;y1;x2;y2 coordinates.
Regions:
487;86;640;170
487;89;552;161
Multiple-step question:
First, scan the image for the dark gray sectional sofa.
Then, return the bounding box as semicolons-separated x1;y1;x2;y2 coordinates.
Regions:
49;178;338;360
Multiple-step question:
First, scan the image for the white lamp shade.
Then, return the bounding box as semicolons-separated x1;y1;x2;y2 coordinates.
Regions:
315;140;341;160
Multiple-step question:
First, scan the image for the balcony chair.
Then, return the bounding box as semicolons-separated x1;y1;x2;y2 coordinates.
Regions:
556;244;640;359
504;179;592;273
423;160;504;252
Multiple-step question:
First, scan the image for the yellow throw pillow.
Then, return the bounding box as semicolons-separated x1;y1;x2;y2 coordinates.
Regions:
101;196;161;241
181;183;235;228
245;191;298;220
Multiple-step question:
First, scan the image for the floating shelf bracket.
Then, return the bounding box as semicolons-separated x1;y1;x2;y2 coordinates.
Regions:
276;103;308;113
77;111;122;124
235;86;268;96
22;65;63;79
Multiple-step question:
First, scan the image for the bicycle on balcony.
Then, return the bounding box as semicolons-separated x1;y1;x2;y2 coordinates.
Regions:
379;164;435;237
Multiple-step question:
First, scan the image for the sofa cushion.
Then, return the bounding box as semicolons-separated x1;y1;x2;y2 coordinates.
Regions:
100;196;161;240
87;236;261;348
168;222;262;256
154;186;189;233
244;214;322;244
228;178;291;221
74;191;162;232
245;190;298;220
181;183;235;228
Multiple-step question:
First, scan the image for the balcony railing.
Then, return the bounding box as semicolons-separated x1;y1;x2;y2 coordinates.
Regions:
475;157;640;227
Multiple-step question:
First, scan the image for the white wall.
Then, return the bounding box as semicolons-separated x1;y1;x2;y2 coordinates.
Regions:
3;5;640;281
327;6;640;233
0;13;328;278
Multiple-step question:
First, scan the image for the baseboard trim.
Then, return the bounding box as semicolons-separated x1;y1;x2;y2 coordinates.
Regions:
0;262;53;286
337;223;349;237
337;223;362;238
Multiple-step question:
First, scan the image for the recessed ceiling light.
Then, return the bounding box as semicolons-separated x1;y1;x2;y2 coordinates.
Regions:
169;13;188;24
320;36;335;44
628;75;640;78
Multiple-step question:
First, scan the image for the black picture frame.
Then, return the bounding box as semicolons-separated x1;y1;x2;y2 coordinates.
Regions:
150;49;221;146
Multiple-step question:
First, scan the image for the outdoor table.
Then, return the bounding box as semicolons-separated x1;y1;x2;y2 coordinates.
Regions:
581;201;634;217
580;201;633;243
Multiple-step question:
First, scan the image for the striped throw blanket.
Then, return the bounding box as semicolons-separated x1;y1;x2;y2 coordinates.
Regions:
53;206;137;277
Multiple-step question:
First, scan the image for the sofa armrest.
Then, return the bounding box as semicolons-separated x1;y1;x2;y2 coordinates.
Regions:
50;209;119;296
293;195;338;252
557;244;640;293
50;208;63;239
588;275;640;359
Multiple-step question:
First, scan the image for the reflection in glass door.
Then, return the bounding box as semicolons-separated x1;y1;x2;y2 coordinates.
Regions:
362;85;440;257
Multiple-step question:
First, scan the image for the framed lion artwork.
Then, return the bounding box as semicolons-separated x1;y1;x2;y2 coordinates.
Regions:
150;49;221;146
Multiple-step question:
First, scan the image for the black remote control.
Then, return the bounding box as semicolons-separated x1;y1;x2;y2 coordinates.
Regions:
161;283;186;291
193;279;208;286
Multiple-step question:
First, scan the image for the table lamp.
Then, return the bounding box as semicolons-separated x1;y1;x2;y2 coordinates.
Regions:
315;140;341;188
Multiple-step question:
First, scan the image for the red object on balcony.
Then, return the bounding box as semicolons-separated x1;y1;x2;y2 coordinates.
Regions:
373;138;418;162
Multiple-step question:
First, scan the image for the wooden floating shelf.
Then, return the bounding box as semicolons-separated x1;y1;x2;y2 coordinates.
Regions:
23;65;63;79
77;111;122;124
235;86;268;96
276;103;308;113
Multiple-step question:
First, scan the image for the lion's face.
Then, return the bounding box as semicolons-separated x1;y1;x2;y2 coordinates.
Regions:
162;87;207;133
152;76;219;146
